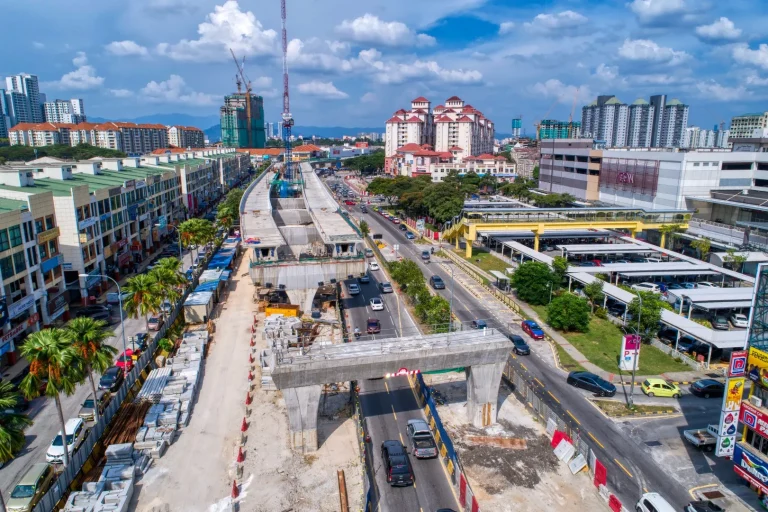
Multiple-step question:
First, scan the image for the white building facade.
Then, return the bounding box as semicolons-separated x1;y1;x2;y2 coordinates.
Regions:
730;112;768;139
43;99;86;124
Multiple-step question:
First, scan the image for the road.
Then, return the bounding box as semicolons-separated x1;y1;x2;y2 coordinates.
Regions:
340;257;459;511
346;190;706;511
0;243;196;498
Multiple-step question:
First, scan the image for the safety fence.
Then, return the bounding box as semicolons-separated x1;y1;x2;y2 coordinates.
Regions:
353;387;378;512
29;225;242;511
442;249;522;315
411;373;481;512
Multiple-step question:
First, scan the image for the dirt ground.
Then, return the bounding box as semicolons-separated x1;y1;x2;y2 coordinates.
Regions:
132;253;362;512
424;373;609;512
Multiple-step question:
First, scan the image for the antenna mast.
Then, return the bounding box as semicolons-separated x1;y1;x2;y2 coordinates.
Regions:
281;0;294;180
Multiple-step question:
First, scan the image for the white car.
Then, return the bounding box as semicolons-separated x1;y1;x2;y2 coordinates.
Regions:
631;282;661;293
369;297;384;311
369;261;380;271
730;313;749;328
47;418;87;464
348;283;360;295
697;282;719;288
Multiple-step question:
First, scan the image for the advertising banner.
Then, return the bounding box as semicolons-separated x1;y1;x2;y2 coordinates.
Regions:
733;444;768;493
749;347;768;387
730;350;748;378
8;295;35;319
716;435;736;457
618;334;641;371
36;226;60;244
725;378;746;412
741;401;768;437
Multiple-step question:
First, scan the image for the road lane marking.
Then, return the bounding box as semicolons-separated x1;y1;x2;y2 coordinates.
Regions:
547;391;560;404
587;432;604;449
566;410;581;425
520;363;528;371
399;432;404;444
534;377;544;387
614;458;633;478
384;382;390;394
391;404;397;420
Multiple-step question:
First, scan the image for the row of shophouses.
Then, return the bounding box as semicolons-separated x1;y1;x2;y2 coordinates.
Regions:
0;147;250;371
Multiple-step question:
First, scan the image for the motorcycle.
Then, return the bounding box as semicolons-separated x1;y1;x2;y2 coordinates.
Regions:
354;328;361;339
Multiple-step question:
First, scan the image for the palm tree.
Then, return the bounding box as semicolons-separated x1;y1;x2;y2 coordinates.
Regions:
0;380;33;461
19;329;83;467
155;256;184;276
123;274;162;331
216;204;236;231
150;267;184;314
63;317;117;422
359;220;370;239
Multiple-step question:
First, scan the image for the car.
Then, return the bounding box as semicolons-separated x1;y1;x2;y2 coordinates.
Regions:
405;232;415;240
147;315;164;331
99;366;124;391
666;283;685;290
636;492;676;512
344;200;356;206
657;327;679;345
364;249;374;258
697;282;720;288
471;319;487;329
710;314;729;330
359;274;371;284
677;337;708;355
406;419;438;459
521;320;544;339
421;250;430;261
641;378;682;398
684;500;725;512
348;283;361;295
510;334;530;355
430;275;445;289
398;224;408;232
366;318;381;334
689;379;725;398
631;283;661;293
566;371;617;397
115;351;135;372
7;463;55;512
392;218;401;224
381;440;414;486
46;417;87;463
378;282;393;293
730;313;749;328
369;297;384;311
106;291;131;305
78;390;111;422
369;261;380;271
160;300;173;314
361;206;368;213
580;261;598;267
130;332;149;352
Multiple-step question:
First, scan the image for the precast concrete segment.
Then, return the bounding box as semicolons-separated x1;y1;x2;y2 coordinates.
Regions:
300;162;360;244
466;361;505;428
240;170;287;248
283;384;322;452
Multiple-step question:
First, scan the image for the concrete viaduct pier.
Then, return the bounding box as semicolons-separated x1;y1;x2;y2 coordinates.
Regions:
270;329;512;452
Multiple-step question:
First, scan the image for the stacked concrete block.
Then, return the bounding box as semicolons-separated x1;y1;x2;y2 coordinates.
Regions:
64;479;134;512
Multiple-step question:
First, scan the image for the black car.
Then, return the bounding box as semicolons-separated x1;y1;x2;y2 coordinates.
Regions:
430;275;445;290
566;371;616;397
381;440;414;486
398;224;408;232
99;366;124;392
689;379;725;398
657;327;679;345
510;335;530;356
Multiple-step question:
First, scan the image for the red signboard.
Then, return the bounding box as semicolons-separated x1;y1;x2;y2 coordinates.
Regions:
730;350;748;378
740;400;768;436
0;312;40;344
599;157;659;196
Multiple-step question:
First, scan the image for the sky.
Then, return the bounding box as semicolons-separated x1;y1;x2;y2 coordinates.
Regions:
3;0;768;133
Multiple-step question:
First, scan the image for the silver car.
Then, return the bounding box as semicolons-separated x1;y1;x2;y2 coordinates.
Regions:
406;419;438;459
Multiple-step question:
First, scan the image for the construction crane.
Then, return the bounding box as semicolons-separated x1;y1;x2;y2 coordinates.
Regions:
230;49;252;147
534;99;560;141
567;87;579;138
280;0;295;184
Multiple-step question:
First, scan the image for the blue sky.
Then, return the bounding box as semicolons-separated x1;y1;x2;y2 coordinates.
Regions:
3;0;768;133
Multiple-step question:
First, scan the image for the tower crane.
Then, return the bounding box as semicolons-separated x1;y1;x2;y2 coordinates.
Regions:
568;87;579;138
280;0;295;183
230;49;253;147
534;99;560;141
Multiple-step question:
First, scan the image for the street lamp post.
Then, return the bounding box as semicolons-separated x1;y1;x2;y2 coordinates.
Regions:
448;263;456;336
628;291;642;408
80;274;128;376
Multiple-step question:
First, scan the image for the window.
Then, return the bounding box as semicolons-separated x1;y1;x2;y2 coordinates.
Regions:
0;256;13;278
22;221;33;243
48;240;58;256
12;252;25;274
26;247;37;267
0;229;9;252
693;162;700;167
45;216;54;230
8;226;22;248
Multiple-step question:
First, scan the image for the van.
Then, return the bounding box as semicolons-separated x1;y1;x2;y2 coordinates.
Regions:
7;463;55;511
636;492;676;512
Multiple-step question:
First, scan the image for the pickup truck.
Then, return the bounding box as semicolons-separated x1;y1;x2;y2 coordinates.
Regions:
683;425;717;451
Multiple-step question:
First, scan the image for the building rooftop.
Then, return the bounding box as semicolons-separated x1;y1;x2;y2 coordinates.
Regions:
666;99;685;106
0;198;28;214
604;97;623;105
632;98;649;105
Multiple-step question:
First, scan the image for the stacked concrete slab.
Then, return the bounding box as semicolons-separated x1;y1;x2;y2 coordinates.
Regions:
263;314;302;349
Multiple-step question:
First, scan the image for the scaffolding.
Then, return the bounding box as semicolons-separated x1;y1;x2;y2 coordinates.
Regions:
219;93;266;148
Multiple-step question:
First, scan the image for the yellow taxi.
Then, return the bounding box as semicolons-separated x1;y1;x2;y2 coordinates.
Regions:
641;378;682;398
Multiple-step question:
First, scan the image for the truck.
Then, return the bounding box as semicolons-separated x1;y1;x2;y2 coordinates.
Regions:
683;425;717;451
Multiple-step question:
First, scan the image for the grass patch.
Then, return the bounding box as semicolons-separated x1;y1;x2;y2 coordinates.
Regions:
592;399;676;417
555;344;586;373
454;247;510;275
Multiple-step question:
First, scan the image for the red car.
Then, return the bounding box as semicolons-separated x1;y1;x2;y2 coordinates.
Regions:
521;320;545;339
115;350;135;372
344;200;356;206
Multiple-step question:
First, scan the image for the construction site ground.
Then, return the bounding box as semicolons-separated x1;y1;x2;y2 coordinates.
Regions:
132;253;362;512
423;372;608;512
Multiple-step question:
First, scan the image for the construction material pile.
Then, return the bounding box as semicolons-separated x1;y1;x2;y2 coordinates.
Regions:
263;314;302;349
102;403;151;447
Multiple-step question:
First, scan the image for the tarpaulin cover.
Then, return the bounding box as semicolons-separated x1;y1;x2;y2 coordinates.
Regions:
195;281;219;293
184;291;214;306
220;270;232;281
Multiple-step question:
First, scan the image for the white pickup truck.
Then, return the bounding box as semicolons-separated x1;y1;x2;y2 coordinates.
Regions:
683;425;717;451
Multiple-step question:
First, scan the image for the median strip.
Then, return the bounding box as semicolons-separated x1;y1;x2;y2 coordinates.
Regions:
591;399;677;418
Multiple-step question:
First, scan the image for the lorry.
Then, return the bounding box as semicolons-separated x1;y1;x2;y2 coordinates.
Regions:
683;425;717;451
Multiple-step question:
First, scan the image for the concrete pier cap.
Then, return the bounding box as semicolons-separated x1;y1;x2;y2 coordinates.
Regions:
271;330;512;451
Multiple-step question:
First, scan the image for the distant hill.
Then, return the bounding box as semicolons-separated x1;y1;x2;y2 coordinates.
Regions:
204;125;221;143
90;113;220;130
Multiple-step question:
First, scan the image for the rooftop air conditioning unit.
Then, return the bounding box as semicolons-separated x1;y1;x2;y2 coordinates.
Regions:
750;395;763;408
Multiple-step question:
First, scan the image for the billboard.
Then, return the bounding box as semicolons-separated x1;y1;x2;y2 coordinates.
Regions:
717;351;748;457
741;401;768;437
734;444;768;493
599;158;660;196
730;350;748;378
748;347;768;388
618;334;641;371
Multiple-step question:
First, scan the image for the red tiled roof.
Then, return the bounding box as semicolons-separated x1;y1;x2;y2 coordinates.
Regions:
413;150;441;157
456;116;474;122
442;109;456;114
386;116;403;124
433;105;445;110
412;96;429;103
461;107;476;113
396;143;424;153
421;144;433;149
412;109;427;114
448;146;463;151
238;148;284;156
405;116;422;123
446;96;462;102
72;122;100;131
435;116;453;123
476;153;500;160
10;122;55;131
151;148;188;154
437;151;453;159
395;109;407;115
293;144;323;152
464;104;473;109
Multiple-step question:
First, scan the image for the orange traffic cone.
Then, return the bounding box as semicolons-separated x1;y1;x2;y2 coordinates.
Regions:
231;480;239;498
241;417;248;432
245;392;252;405
237;446;245;463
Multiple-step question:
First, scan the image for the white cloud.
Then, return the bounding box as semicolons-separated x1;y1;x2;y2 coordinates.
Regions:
532;79;592;104
524;11;587;31
618;39;689;65
498;22;515;35
45;52;105;90
696;18;741;42
33;42;44;49
361;92;377;103
140;75;218;105
105;40;149;56
249;76;278;98
327;40;350;55
627;0;690;24
733;43;768;71
335;14;435;47
745;72;768;87
297;80;349;99
109;89;134;98
156;0;277;62
287;39;351;72
696;80;748;101
594;63;620;82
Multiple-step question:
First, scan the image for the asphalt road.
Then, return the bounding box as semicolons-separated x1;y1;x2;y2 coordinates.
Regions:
341;257;459;512
0;246;195;498
350;195;708;511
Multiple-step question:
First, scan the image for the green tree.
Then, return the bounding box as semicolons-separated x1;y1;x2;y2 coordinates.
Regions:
532;166;540;180
19;329;84;467
0;380;33;466
691;237;712;262
422;182;465;224
388;260;424;290
422;296;451;332
584;280;605;313
552;256;569;286
179;218;215;260
63;317;117;422
359;220;370;239
724;248;748;272
216;203;237;231
547;294;591;332
512;261;557;305
123;274;162;331
399;191;427;217
149;267;184;310
345;151;385;174
658;224;684;249
627;291;671;342
366;177;393;197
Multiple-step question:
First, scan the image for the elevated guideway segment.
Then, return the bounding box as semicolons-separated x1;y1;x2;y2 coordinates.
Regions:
299;162;360;246
240;169;287;263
